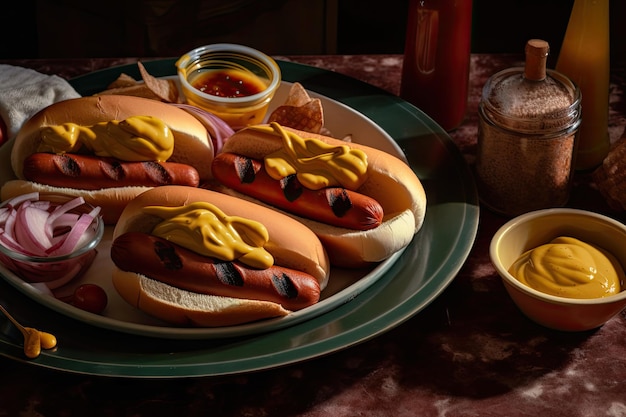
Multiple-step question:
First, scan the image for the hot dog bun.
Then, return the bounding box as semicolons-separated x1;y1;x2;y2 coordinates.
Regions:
1;95;213;224
214;124;427;267
112;269;291;327
111;185;330;327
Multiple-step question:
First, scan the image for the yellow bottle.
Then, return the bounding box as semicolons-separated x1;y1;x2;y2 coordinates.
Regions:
556;0;610;171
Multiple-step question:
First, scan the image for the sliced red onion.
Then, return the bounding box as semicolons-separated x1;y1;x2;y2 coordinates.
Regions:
46;196;86;227
0;193;100;259
47;212;96;256
0;231;36;255
172;103;235;154
1;207;17;239
14;203;52;256
30;200;52;210
5;192;39;208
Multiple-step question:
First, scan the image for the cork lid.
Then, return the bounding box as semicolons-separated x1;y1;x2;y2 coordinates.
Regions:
524;39;550;81
480;39;581;131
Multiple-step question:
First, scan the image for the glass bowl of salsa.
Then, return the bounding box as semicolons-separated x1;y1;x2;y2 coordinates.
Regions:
176;43;281;130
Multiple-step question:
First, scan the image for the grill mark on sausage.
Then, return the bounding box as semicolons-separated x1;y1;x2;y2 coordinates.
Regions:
142;161;173;185
52;154;81;177
214;262;245;286
325;188;353;217
100;159;126;181
272;272;299;299
153;240;183;270
280;174;303;201
234;155;258;184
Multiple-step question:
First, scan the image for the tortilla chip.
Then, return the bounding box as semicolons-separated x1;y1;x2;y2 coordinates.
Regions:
138;61;181;103
267;82;325;134
268;99;324;133
283;82;313;106
106;73;139;89
94;62;181;103
95;84;164;100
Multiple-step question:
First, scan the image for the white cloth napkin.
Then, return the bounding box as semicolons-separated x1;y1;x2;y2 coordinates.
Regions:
0;64;81;140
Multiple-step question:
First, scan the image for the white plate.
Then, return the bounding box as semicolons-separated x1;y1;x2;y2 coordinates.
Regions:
0;82;407;340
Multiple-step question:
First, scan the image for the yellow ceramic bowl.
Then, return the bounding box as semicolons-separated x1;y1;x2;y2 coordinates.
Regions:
176;43;281;130
490;208;626;331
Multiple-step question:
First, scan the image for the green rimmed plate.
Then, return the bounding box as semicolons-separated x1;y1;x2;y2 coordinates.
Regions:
0;59;478;377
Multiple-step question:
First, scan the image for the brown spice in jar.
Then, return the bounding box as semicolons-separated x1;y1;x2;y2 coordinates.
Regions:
489;76;575;129
476;117;577;216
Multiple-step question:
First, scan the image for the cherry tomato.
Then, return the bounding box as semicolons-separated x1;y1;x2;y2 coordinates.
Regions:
71;284;108;314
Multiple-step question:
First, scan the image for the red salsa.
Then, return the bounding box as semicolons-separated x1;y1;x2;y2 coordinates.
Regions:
191;69;265;98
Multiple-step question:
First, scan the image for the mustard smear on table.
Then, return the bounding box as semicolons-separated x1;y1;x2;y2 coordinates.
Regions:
509;236;625;299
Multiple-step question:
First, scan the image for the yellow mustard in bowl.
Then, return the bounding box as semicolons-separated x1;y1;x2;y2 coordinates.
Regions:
509;236;625;299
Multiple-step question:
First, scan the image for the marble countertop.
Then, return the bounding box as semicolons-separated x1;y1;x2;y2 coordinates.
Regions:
0;54;625;417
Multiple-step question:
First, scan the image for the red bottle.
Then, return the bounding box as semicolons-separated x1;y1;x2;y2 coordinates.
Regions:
400;0;473;131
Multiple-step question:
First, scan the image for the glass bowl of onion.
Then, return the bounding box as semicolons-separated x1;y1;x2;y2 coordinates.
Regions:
0;192;104;289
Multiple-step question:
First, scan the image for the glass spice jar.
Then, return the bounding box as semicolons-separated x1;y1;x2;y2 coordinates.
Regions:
475;39;582;217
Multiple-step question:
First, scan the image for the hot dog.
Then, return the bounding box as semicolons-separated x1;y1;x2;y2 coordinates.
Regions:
211;123;427;267
22;153;200;190
110;185;330;327
112;232;320;311
0;95;213;224
211;152;384;230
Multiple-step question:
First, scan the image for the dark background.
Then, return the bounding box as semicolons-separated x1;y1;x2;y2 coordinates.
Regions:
2;0;625;65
